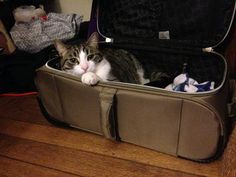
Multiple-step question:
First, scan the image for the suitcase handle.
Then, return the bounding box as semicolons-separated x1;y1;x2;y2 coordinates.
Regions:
99;87;118;140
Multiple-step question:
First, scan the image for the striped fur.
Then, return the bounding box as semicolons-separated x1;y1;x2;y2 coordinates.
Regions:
54;33;156;85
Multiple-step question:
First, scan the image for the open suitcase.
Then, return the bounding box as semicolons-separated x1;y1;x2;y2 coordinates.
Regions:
35;0;236;162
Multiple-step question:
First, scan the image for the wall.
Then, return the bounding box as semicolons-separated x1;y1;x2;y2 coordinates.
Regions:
52;0;93;21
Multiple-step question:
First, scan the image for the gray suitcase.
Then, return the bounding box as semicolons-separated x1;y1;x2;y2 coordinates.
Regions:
35;0;236;162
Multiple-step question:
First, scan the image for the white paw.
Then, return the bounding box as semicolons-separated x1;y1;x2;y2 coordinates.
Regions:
81;72;99;85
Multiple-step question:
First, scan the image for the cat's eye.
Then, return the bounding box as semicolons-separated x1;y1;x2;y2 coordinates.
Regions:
70;58;77;63
87;55;94;60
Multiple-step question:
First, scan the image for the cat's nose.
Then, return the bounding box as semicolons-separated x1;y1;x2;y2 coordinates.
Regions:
81;64;88;71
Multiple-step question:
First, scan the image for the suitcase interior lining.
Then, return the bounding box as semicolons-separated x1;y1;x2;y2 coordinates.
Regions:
98;0;235;48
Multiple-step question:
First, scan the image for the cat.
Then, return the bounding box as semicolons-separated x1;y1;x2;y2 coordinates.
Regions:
54;32;170;86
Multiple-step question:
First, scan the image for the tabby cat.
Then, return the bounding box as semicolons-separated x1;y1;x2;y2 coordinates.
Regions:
54;32;168;86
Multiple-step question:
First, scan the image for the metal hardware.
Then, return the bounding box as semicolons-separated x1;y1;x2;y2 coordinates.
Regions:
202;47;213;53
105;37;114;43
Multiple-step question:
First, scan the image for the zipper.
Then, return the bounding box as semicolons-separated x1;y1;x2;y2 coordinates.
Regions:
212;1;236;49
96;7;114;43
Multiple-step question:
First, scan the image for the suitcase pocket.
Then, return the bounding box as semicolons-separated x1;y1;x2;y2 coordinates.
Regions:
116;90;183;155
36;69;119;138
113;88;222;160
35;71;64;122
54;75;103;134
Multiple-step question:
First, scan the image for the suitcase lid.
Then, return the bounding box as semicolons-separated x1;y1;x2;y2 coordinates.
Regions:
97;0;236;49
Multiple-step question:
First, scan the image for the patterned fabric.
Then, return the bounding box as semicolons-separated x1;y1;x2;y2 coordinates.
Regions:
165;73;215;93
10;13;83;53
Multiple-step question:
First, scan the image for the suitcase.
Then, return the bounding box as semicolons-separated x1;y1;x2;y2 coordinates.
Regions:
35;0;236;162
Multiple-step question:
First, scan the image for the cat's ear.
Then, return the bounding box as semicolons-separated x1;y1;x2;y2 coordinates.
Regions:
54;39;68;57
86;32;99;49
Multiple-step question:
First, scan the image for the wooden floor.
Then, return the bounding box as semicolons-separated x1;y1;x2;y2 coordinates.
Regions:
0;95;235;177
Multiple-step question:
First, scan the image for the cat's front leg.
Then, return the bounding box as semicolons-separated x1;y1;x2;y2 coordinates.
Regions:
81;72;100;85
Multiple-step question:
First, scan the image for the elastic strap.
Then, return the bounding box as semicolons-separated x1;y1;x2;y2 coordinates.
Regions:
99;87;117;139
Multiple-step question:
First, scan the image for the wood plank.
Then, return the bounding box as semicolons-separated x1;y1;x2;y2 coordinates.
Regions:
0;118;220;177
220;124;236;177
0;134;202;177
224;23;236;78
0;155;79;177
0;95;50;125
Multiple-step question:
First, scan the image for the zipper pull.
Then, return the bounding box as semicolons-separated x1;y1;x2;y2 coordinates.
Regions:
105;37;114;43
202;47;213;53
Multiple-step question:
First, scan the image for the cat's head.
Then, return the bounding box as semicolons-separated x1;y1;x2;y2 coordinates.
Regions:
54;32;103;75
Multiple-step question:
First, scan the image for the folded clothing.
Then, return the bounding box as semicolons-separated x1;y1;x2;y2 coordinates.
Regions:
165;73;215;93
